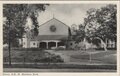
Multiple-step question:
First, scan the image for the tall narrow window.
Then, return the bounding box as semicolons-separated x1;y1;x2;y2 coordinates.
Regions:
33;43;35;45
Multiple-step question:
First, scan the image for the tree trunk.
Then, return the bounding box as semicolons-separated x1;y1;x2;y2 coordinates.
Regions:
95;37;107;51
8;18;11;66
83;38;86;50
101;39;107;51
8;35;11;65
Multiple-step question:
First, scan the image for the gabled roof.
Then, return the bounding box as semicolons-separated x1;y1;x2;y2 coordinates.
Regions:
25;18;72;40
39;18;70;28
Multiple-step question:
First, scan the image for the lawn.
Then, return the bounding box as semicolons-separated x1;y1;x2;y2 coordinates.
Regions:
93;54;116;64
3;48;117;72
3;48;116;64
56;50;117;64
3;48;64;63
3;48;45;62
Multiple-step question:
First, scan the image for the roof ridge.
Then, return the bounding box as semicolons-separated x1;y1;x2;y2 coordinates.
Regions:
53;18;70;28
39;18;70;28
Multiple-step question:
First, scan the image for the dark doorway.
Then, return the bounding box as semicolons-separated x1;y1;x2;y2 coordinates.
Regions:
39;42;46;49
58;42;65;47
48;42;56;49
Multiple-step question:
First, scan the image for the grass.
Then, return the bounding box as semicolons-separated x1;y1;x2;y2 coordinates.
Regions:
3;48;45;62
92;51;116;58
3;48;64;63
56;50;117;64
3;48;117;64
3;48;117;70
93;54;117;64
91;51;117;64
3;48;117;72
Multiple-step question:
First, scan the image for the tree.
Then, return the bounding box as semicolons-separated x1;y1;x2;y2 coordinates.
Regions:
75;24;85;43
3;4;49;65
3;4;49;45
83;4;117;51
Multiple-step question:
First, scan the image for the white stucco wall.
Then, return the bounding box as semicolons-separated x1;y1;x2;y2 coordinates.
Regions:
22;38;28;48
38;18;69;36
30;41;38;48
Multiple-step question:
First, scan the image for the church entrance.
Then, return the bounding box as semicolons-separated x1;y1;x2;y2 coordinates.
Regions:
58;42;65;47
39;42;47;49
39;41;65;49
48;42;56;49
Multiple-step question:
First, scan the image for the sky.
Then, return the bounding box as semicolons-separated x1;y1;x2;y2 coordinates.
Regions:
26;4;108;28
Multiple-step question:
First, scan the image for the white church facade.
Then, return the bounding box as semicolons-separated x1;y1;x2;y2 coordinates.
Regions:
22;18;70;49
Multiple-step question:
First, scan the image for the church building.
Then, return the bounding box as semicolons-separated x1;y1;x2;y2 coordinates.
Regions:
21;18;116;50
22;18;71;49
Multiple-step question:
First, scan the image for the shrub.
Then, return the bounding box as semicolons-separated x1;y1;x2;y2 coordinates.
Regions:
38;53;64;63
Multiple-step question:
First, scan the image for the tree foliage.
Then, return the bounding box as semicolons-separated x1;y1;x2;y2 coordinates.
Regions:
3;4;48;47
75;4;117;51
74;24;85;43
85;4;117;42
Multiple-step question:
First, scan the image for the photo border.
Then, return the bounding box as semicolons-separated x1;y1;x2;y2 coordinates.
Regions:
0;0;120;76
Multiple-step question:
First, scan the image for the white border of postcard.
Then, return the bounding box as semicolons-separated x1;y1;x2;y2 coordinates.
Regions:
0;1;120;76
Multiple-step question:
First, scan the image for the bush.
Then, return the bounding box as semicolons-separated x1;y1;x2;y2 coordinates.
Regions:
37;53;64;63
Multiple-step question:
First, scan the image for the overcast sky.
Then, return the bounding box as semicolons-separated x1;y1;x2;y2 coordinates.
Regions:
26;4;108;28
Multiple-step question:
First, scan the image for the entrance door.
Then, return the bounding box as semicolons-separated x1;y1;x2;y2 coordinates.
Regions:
39;42;46;49
58;42;64;47
48;42;56;49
